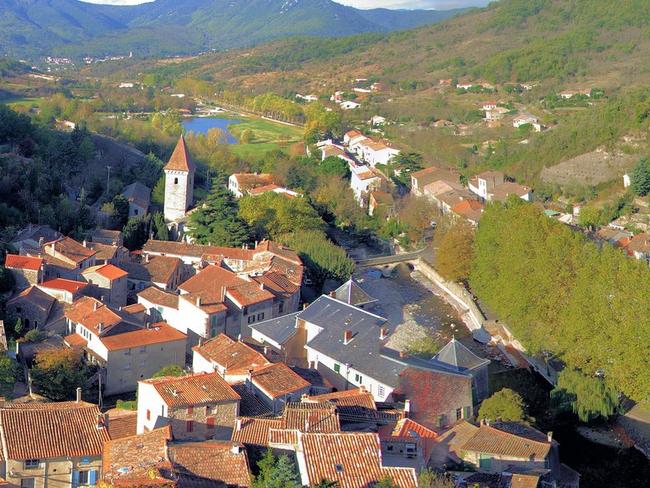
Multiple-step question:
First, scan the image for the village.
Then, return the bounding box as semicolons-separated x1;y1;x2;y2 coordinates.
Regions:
0;136;590;488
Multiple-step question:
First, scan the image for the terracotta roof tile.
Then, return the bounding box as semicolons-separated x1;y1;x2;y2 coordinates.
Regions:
0;402;110;460
169;441;251;487
40;278;89;294
83;263;128;281
100;321;185;351
231;417;283;447
164;136;194;173
64;333;88;349
142;372;240;408
44;236;96;264
300;432;417;488
4;254;42;271
282;403;341;432
193;334;269;374
251;363;310;399
122;303;146;314
138;286;180;309
460;422;552;460
105;408;138;440
143;240;255;261
85;242;120;261
232;173;275;193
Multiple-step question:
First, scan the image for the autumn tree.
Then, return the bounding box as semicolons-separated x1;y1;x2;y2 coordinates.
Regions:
435;220;475;282
31;348;96;401
478;388;528;423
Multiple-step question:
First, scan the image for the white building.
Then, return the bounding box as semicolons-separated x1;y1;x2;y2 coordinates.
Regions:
340;101;361;110
164;136;195;223
350;165;382;203
513;113;539;128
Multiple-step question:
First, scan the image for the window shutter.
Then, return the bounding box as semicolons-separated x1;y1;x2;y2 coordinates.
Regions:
72;471;80;488
89;470;97;486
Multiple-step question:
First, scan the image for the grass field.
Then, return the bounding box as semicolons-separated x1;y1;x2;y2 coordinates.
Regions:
5;97;44;110
226;115;303;159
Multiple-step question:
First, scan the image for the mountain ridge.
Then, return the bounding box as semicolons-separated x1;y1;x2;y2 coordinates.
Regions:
0;0;467;59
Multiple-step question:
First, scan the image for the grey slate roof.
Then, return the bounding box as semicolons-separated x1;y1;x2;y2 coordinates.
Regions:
431;338;490;373
299;296;406;387
122;182;151;209
249;312;300;345
333;279;377;307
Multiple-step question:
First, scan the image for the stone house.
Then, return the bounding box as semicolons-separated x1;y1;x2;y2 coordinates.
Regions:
136;372;241;441
4;254;43;291
81;263;129;308
6;286;56;330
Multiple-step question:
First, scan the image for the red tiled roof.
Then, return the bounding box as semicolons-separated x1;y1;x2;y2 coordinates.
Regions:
300;433;417;488
143;240;255;261
122;303;146;314
101;322;186;351
105;408;138;440
164;136;194;173
44;236;96;264
192;334;269;374
4;254;42;271
251;363;310;399
65;297;123;334
83;263;128;281
169;441;251;487
179;265;243;297
227;281;275;307
0;402;110;460
138;286;180;309
142;372;240;408
231;417;283;447
307;388;377;411
64;333;88;349
283;403;341;432
40;278;88;293
232;173;275;192
460;422;552;460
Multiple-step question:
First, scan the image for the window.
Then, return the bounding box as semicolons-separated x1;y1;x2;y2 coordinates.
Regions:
186;420;194;432
378;385;385;398
125;348;132;356
134;209;139;216
146;409;151;421
20;479;34;488
248;316;255;324
278;302;284;314
405;443;416;453
207;417;215;430
211;326;217;337
24;460;40;469
174;177;179;185
140;345;146;353
354;373;363;384
74;469;97;486
333;363;341;373
479;454;492;470
257;312;264;321
78;470;90;485
456;408;463;421
188;406;194;415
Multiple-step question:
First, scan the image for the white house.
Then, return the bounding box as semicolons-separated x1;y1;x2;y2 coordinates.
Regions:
468;171;506;200
513;113;539;128
340;101;361;110
350;165;382;203
370;115;387;126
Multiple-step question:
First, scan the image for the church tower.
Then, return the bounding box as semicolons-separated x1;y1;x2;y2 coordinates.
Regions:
164;136;195;222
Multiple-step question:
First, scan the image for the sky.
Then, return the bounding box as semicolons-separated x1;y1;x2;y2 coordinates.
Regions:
81;0;491;10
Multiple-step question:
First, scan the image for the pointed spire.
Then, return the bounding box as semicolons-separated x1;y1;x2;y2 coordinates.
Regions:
164;135;194;173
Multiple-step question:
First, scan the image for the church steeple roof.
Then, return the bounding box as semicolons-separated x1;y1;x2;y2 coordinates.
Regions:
164;136;194;173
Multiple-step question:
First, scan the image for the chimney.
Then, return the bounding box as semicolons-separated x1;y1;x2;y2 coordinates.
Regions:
404;399;411;417
380;327;388;340
96;413;106;430
98;323;103;334
38;237;44;247
145;254;150;264
231;444;242;455
76;387;82;403
235;418;242;431
302;303;309;310
547;431;553;443
259;282;264;291
93;302;99;311
329;291;336;298
196;297;202;307
263;345;269;356
83;240;88;248
343;330;353;345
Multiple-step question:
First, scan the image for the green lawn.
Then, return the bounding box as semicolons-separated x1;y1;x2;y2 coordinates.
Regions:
5;97;44;110
225;115;303;159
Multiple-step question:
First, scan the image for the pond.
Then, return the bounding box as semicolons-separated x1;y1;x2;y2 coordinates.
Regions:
182;117;242;144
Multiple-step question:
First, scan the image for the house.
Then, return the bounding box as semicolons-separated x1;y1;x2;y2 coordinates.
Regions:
37;278;89;304
192;333;270;382
451;199;485;225
249;312;304;365
296;93;318;102
10;225;61;253
331;91;345;103
6;286;56;330
122;182;151;217
246;362;311;414
370;115;387;126
123;255;187;293
559;89;591;99
293;432;417;488
136;372;240;440
102;427;251;488
81;263;129;308
4;254;43;291
321;144;356;165
343;130;364;146
228;173;275;199
164;136;195;224
489;182;533;203
468;171;505;200
36;236;97;280
332;278;378;309
350;165;383;204
0;399;109;488
481;102;498;111
626;233;650;263
410;166;460;197
456;82;475;90
431;187;476;214
369;191;395;218
379;418;438;471
430;338;490;402
340;101;361;110
89;228;123;246
137;286;180;323
484;107;509;121
64;296;187;395
85;241;128;266
350;138;400;167
513;113;539;129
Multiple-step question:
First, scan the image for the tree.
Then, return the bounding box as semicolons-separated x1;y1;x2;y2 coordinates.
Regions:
0;356;18;397
152;175;166;207
152;365;185;378
13;318;24;337
630;157;650;196
435;220;475;282
152;212;170;241
123;215;152;251
374;477;398;488
319;157;350;179
188;179;250;246
391;152;424;188
478;388;528;423
0;266;15;293
313;480;339;488
253;450;301;488
417;470;455;488
111;194;130;230
551;369;620;422
30;348;96;401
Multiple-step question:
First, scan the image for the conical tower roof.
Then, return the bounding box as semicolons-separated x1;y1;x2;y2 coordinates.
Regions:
164;136;194;173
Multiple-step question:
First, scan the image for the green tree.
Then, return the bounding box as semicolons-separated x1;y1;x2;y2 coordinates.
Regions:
630;157;650;196
152;175;166;207
253;450;301;488
123;215;152;251
391;152;424;188
319;157;350;179
551;369;620;422
417;470;455;488
478;388;528;423
30;348;96;401
435;221;475;282
152;212;170;241
0;356;18;397
188;179;251;246
374;477;398;488
111;194;131;230
153;365;185;378
14;318;24;337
